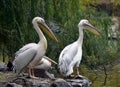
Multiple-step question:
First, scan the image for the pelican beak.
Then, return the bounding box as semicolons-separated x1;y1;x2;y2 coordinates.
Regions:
37;21;58;42
84;23;102;36
43;56;57;64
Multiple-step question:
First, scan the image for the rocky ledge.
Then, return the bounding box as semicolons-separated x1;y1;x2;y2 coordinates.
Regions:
0;69;91;87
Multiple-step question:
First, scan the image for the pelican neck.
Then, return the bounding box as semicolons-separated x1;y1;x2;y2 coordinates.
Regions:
77;26;83;45
33;23;47;48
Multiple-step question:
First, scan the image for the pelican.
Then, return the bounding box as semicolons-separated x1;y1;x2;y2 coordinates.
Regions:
34;56;57;70
58;19;101;76
13;17;58;79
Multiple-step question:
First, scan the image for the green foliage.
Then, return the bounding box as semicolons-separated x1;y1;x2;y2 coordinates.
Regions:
0;0;119;69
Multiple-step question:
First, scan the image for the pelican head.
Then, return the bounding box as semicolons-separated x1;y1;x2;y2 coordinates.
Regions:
32;17;58;42
78;19;101;36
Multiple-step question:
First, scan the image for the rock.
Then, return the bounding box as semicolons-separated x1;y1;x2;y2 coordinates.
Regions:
34;69;55;79
5;82;23;87
12;77;50;87
0;82;7;87
0;72;91;87
51;78;72;87
66;75;92;87
0;62;7;71
28;79;50;87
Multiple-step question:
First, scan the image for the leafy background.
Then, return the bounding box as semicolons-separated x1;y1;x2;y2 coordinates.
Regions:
0;0;120;69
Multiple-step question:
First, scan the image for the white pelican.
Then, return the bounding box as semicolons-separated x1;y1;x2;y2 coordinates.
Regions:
58;19;101;76
13;17;58;79
34;56;57;70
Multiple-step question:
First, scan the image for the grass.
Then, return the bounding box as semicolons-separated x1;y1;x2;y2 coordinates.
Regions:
81;59;120;87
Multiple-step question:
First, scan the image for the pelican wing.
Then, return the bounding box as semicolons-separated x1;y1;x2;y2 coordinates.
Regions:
34;58;51;70
15;43;37;57
59;42;78;74
13;43;38;74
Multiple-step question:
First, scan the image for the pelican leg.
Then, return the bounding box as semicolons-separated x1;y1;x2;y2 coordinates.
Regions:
76;67;80;75
28;67;37;79
31;68;39;79
28;68;32;78
32;68;35;78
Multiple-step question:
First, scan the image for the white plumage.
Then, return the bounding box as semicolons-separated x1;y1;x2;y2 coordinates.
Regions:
58;19;101;76
34;56;57;70
34;58;51;70
13;17;57;79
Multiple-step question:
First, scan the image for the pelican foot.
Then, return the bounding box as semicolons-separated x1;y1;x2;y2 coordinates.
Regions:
30;76;39;79
74;75;84;79
64;75;75;79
